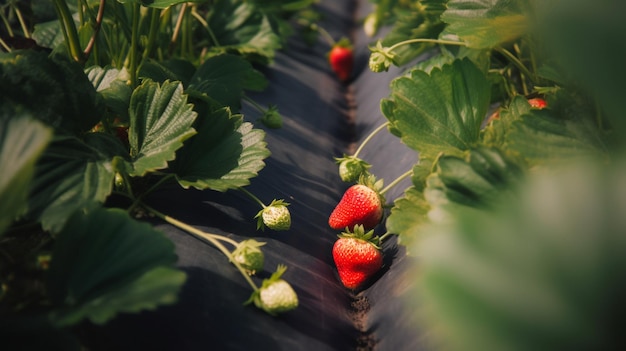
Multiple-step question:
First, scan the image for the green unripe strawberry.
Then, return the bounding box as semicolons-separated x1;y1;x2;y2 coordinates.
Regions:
246;265;298;315
231;239;266;275
259;105;283;129
255;199;291;231
335;155;371;183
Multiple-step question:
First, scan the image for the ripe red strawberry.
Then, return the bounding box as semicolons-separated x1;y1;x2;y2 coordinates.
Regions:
527;97;547;109
332;225;383;290
328;175;384;230
328;39;354;82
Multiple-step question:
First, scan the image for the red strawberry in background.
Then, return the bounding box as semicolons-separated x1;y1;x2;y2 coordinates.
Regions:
332;225;383;290
328;38;354;82
329;175;384;230
527;97;548;109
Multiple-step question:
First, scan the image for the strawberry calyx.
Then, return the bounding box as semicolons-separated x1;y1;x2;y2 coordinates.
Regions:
338;224;381;250
368;40;396;73
358;173;386;205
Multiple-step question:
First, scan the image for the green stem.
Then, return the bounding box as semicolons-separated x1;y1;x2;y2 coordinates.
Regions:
238;187;267;209
170;3;187;52
142;7;160;59
380;169;413;195
129;2;141;87
0;37;10;52
191;6;219;47
378;232;395;242
387;38;465;53
494;46;536;86
145;205;258;292
11;3;30;38
1;10;15;37
83;0;106;61
243;95;268;114
353;122;390;158
53;0;84;63
127;174;175;214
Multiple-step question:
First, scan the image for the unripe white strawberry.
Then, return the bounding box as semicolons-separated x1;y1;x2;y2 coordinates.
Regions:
246;265;298;315
255;199;291;231
231;239;265;275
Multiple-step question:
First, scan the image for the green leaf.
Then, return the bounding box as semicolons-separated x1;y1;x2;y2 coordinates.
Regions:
385;186;431;250
441;0;528;49
138;58;196;87
380;8;447;66
424;147;522;211
46;207;186;326
128;80;197;177
381;58;491;156
187;54;265;111
206;0;282;62
0;51;100;134
86;66;132;120
506;109;608;165
27;135;117;233
411;159;626;350
171;107;270;192
0;114;52;235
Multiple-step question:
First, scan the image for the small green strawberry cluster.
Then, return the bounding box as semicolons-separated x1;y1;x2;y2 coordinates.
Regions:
145;186;297;316
329;123;412;290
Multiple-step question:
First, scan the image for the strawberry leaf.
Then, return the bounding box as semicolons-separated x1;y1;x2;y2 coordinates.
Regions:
128;80;197;177
441;0;528;49
26;135;120;233
46;206;186;326
206;0;282;63
385;186;431;250
170;107;270;192
0;114;52;235
0;51;100;134
187;54;267;112
381;58;491;158
86;66;132;120
506;110;607;164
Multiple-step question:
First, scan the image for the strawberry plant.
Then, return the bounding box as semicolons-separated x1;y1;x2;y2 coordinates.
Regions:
1;0;315;346
340;0;626;348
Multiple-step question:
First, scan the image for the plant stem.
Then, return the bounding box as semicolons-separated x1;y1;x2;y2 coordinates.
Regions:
0;37;10;52
353;122;390;158
127;174;175;214
129;2;141;87
1;10;15;37
170;2;187;52
11;3;30;38
378;232;395;242
494;46;536;87
83;0;106;61
243;95;268;114
238;187;267;209
53;0;84;63
191;6;219;47
145;205;258;292
380;169;413;195
143;7;160;59
387;38;465;53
